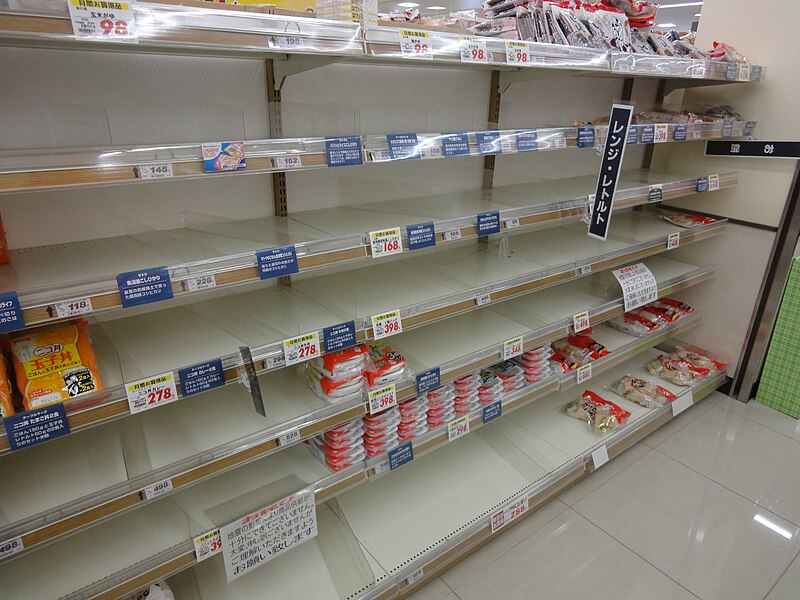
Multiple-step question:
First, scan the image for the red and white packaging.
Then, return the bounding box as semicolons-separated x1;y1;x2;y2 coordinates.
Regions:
304;362;366;403
365;342;407;387
313;344;370;380
672;346;726;372
647;354;709;386
566;390;632;435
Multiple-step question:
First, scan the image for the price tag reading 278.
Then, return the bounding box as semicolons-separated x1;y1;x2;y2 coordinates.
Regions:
125;371;179;414
283;331;321;366
460;37;489;64
399;30;432;59
369;227;403;258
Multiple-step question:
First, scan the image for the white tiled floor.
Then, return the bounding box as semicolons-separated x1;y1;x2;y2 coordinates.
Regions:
409;392;800;600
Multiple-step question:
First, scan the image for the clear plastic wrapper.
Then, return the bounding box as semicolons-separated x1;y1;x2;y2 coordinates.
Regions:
313;345;370;380
551;332;610;365
605;310;663;337
365;342;408;387
672;346;726;372
709;41;749;63
303;362;366;403
566;390;631;435
655;297;694;315
609;374;676;408
647;354;709;386
454;372;481;391
662;213;719;229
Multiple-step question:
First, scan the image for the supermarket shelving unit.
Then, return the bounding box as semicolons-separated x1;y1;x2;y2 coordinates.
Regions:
0;3;761;599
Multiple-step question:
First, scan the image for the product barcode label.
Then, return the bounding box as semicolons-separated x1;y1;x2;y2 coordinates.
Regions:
185;274;216;292
277;428;301;446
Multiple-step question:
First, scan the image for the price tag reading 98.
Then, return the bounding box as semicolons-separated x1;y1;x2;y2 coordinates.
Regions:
460;37;489;64
283;331;321;366
372;309;403;340
505;41;534;65
368;384;397;414
68;0;137;41
369;227;403;258
399;30;432;59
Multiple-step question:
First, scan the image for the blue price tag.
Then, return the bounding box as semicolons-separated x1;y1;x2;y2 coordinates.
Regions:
407;222;436;251
476;131;502;155
325;136;363;167
477;211;501;236
516;129;538;152
386;133;420;160
0;291;24;333
722;121;734;137
117;267;173;308
256;245;299;279
388;441;414;470
323;321;357;352
674;124;688;142
483;400;502;424
416;368;441;395
577;127;595;148
6;404;71;451
725;63;738;80
696;176;709;193
743;121;756;136
626;126;638;145
179;359;224;398
640;125;655;144
441;133;470;157
751;65;762;81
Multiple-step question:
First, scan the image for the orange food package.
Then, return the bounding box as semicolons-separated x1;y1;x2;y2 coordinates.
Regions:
0;355;13;418
10;319;103;411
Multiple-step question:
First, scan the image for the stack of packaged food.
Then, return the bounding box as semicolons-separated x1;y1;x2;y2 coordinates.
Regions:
606;297;694;338
426;384;457;428
307;419;366;471
398;395;430;441
363;406;401;456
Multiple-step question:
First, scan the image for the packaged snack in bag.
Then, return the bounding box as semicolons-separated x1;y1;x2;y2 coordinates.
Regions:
364;342;407;386
610;375;676;408
0;355;14;417
566;390;631;435
640;304;682;323
647;354;709;386
672;347;726;372
709;41;748;63
313;344;369;380
552;332;610;365
663;213;718;228
606;310;662;337
550;349;580;372
656;298;694;315
11;319;103;410
304;362;365;402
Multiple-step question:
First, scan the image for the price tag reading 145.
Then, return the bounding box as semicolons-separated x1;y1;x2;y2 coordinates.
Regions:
369;227;403;258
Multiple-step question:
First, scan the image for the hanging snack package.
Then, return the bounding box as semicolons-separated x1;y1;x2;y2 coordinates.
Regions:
566;390;631;435
11;319;103;411
610;375;676;408
364;342;407;386
672;346;726;372
647;354;709;386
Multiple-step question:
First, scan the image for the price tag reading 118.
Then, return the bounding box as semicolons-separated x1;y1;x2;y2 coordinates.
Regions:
283;332;321;366
369;227;403;258
460;37;489;63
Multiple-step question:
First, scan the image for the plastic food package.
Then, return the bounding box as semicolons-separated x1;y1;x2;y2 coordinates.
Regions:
0;355;14;418
610;375;676;408
655;298;694;315
312;344;369;380
709;41;748;63
11;319;103;411
647;354;709;386
673;346;726;372
606;310;663;337
364;342;407;387
304;362;365;403
663;213;719;230
566;390;631;435
552;332;610;365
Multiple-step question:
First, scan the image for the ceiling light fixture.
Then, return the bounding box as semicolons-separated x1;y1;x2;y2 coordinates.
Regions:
426;5;447;9
397;2;420;7
656;22;677;28
657;2;702;8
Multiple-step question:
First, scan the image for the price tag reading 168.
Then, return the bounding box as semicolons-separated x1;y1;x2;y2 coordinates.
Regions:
369;227;403;258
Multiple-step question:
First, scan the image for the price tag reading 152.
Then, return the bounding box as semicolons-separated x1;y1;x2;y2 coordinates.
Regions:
399;30;432;59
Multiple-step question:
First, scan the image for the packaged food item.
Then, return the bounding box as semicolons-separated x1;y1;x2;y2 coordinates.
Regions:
11;319;103;411
552;332;609;365
308;420;367;471
606;310;663;337
640;303;681;323
610;375;676;408
0;355;14;418
304;362;365;403
655;298;694;315
709;41;748;63
454;372;481;392
647;354;709;386
364;342;407;386
672;346;726;372
312;344;369;380
663;213;719;229
566;390;631;435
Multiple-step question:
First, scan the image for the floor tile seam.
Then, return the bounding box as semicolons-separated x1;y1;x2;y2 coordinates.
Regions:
761;545;800;600
560;444;654;507
444;500;571;593
650;446;800;529
639;404;714;449
566;507;704;600
721;404;800;446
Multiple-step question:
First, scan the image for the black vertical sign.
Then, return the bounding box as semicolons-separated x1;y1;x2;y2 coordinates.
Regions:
588;104;634;241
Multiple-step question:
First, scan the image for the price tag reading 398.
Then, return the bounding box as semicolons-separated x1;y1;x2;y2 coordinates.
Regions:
372;309;403;340
194;530;222;562
283;331;321;366
368;384;397;414
369;227;403;258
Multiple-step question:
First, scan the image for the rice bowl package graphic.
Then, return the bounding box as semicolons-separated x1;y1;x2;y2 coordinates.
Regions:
11;319;103;411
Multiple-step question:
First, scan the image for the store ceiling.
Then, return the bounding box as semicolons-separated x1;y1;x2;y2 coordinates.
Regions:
378;0;703;32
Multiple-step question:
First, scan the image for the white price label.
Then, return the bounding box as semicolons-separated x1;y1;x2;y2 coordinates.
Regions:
420;143;443;159
371;149;392;161
576;363;592;384
68;0;136;41
273;155;303;169
612;263;658;311
444;229;462;241
505;217;520;229
551;133;567;149
490;497;528;533
691;60;707;78
475;293;491;306
672;390;694;416
580;264;593;275
369;227;403;258
368;384;397;414
141;478;173;500
399;30;432;59
0;536;23;560
283;331;321;366
709;174;720;191
277;428;301;446
503;336;524;360
270;35;304;50
55;297;93;318
505;40;534;65
573;311;590;333
126;371;179;414
194;529;222;562
460;37;489;63
373;459;390;474
406;568;424;585
185;274;217;292
654;124;669;143
265;353;286;369
137;163;173;179
667;232;680;250
371;309;403;339
591;445;609;469
738;63;751;81
447;415;470;441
